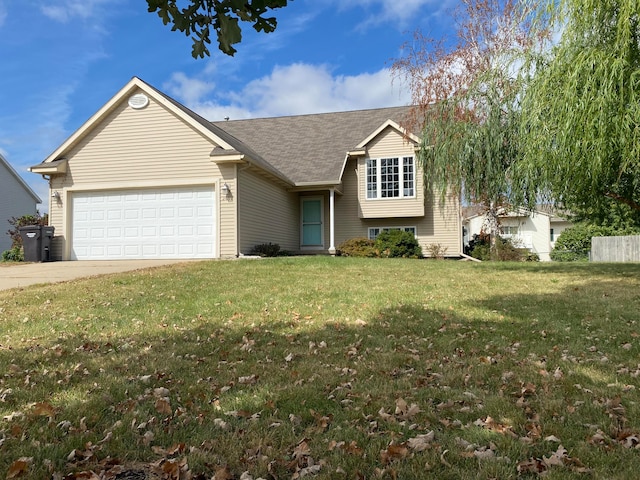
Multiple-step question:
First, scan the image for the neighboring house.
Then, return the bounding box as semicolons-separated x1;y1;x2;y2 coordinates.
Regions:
463;206;572;261
0;154;42;252
29;77;461;261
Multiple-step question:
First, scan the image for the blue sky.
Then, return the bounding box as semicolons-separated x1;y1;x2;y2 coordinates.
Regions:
0;0;457;208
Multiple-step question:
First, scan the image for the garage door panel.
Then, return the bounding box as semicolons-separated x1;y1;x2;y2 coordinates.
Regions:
71;186;216;260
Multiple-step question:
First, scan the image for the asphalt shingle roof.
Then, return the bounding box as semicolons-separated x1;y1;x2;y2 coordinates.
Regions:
211;106;413;185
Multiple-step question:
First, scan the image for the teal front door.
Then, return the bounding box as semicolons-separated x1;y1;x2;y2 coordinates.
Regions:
301;197;323;248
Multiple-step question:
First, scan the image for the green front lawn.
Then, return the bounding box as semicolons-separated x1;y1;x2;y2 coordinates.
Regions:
1;257;639;479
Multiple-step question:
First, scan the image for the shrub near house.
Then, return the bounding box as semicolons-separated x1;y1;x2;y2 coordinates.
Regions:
551;224;640;261
338;230;423;258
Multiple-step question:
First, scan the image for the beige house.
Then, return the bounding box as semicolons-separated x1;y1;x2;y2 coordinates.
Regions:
29;77;461;261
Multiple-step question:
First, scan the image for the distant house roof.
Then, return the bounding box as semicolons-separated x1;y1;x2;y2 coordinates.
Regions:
462;204;571;222
0;153;41;204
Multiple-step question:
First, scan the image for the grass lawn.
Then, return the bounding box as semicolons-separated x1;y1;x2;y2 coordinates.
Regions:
1;257;639;479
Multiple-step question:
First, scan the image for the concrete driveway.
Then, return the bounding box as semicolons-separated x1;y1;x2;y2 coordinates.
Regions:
0;259;199;291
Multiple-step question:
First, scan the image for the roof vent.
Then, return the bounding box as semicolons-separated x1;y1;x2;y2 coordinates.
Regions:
128;93;149;110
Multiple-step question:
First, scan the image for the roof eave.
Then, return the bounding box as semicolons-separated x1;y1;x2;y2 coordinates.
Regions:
29;158;68;175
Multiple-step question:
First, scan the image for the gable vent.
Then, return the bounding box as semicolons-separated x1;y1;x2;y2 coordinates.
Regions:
128;93;149;110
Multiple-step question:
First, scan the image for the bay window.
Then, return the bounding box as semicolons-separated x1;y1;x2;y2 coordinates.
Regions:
366;156;415;199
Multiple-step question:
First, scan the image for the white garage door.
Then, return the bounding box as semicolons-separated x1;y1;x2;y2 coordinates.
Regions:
71;186;216;260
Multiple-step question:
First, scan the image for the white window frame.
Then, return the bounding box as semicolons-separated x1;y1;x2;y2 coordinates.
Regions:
366;156;415;200
368;226;417;240
500;226;519;235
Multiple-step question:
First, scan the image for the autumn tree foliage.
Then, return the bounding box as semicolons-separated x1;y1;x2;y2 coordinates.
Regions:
393;0;543;240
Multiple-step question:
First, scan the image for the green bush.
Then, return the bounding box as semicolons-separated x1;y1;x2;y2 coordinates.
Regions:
1;246;24;262
494;237;528;261
471;243;491;261
250;242;281;257
374;229;422;258
550;224;640;261
337;237;377;257
468;233;491;260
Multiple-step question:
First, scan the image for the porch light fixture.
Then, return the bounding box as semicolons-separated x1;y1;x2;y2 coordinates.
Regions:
221;183;230;196
52;191;61;200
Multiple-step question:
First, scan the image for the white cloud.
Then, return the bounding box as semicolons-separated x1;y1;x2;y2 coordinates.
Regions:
41;0;111;22
164;73;216;107
168;63;410;121
329;0;455;29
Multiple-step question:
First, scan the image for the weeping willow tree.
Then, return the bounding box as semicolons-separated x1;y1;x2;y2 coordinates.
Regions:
393;0;543;245
515;0;640;219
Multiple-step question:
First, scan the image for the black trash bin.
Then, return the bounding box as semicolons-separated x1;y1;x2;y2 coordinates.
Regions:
19;225;55;262
42;226;55;262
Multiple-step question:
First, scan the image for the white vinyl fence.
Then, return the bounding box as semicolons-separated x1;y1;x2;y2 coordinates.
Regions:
591;235;640;262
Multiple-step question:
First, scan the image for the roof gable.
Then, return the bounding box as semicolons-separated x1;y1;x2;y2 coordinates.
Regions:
356;119;420;149
36;77;228;165
0;154;41;203
32;77;294;185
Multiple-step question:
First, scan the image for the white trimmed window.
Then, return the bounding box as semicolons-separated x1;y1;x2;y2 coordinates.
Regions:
368;226;417;240
500;226;519;235
366;156;415;199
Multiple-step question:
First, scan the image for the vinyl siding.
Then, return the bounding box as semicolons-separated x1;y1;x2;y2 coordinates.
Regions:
358;127;425;218
47;90;236;260
336;158;461;256
0;162;39;252
238;168;298;254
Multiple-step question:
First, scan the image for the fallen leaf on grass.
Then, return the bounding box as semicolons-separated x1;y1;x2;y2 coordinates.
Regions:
406;431;435;452
155;398;172;415
213;465;234;480
395;398;421;420
328;440;364;456
61;472;101;479
6;457;32;479
380;444;409;464
310;410;333;432
238;374;258;385
543;445;568;467
151;443;186;456
517;444;590;475
151;457;190;480
473;448;496;461
32;402;56;418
